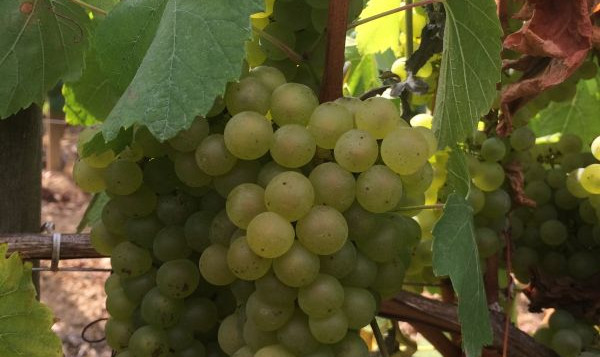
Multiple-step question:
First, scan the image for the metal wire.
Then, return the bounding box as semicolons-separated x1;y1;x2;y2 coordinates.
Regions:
81;317;108;343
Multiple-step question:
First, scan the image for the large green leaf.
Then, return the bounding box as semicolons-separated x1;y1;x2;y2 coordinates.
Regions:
0;245;62;357
0;0;90;118
446;145;470;197
100;0;262;142
432;194;492;357
530;77;600;147
344;45;381;97
355;0;403;56
431;0;502;149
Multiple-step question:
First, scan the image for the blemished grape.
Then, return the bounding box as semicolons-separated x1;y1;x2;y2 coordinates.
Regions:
128;325;170;357
298;274;344;318
246;211;295;258
140;287;184;327
334;129;379;173
104;159;143;195
227;236;272;280
273;240;320;287
224;77;271;115
156;259;200;299
354;96;400;139
111;241;152;278
296;205;348;255
168;117;209;152
355;165;403;213
380;127;430;175
224;111;273;160
270;83;319;126
308;101;354;150
270;124;316;168
194;134;237;176
246;292;295;331
265;171;315;221
73;159;106;193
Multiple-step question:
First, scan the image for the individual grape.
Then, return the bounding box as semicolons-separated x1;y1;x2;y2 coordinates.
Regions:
573;321;598;347
245;292;295;331
580;164;600;194
413;126;438;158
474;227;501;258
134;126;168;158
472;161;505;192
140;287;184;327
179;297;219;333
232;346;254;357
298;274;344;318
319;241;357;279
73;159;106;193
225;183;266;229
380;128;430;175
194;134;237;176
82;149;116;169
343;202;380;242
90;221;126;255
546;167;566;189
341;287;377;330
356;165;403;213
264;171;314;221
153;226;192;261
510;126;536;151
340;252;377;288
173;152;211;187
409;113;433;128
370;258;406;298
333;332;369;357
480;137;506;162
307;102;355;149
217;313;245;355
143;157;179;194
551;329;582;357
168;117;209;152
354;97;400;139
104;159;143;195
224;77;271;116
309;162;356;212
199;244;236;286
128;325;169;357
270;83;319;126
391;57;407;79
591;135;600;160
183;211;212;253
537;219;568;247
356;219;403;263
156;259;200;299
481;189;511;218
270;124;316;168
525;181;552;205
566;169;590;198
213;160;261;198
554;187;579;210
255;271;298;305
277;310;320;355
273;0;311;30
296;205;348;255
257;161;298;188
209;209;238;245
104;274;121;295
156;191;198;226
308;309;348;344
512;246;539;272
122;268;157;303
113;185;157;218
106;288;137;320
334;129;378;173
102;199;128;235
105;318;134;351
467;186;485;214
561;152;586;172
334;97;362;117
273;241;320;287
174;340;207;357
568;251;599;280
254;345;296;357
249;66;286;93
557;133;583;154
243;319;279;351
246;211;295;258
111;241;152;278
227;236;272;280
549;309;576;330
224;111;273;160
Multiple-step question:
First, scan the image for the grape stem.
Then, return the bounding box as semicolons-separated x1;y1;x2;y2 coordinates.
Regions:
394;203;444;211
370;319;390;357
319;0;350;102
252;26;304;65
347;0;442;29
68;0;107;15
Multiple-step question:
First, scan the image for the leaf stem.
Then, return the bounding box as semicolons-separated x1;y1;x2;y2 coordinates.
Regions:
347;0;442;29
370;319;390;357
252;26;304;65
68;0;107;15
395;203;444;211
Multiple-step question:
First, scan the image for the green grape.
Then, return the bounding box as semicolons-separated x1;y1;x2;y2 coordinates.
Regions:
264;171;314;221
273;0;311;30
334;97;362;117
184;211;212;253
304;346;335;357
557;133;583;154
566;169;590;198
341;287;377;330
356;165;403;213
549;309;576;330
277;310;320;355
356;219;403;263
554;187;579;210
243;319;279;351
525;181;552;205
320;241;357;279
168;117;209;152
474;227;501;258
113;185;157;219
128;325;169;357
561;153;585;172
134;126;168;158
224;77;271;116
246;292;295;331
309;162;355;212
270;83;319;126
156;191;198;226
257;161;297;188
580;164;600;194
209;209;238;245
118;142;144;162
200;189;225;211
354;97;400;139
551;329;582;357
90;221;125;255
472;161;505;192
102;199;128;235
173;152;211;188
199;244;236;286
591;135;600;160
546;167;566;189
225;183;266;229
568;251;599;280
541;251;567;276
579;199;598;224
340;252;377;288
298;274;344;318
255;344;296;357
401;160;434;194
259;23;296;61
467;186;485;214
224;111;273;160
103;159;143;195
227;236;272;280
256;271;298;305
273;240;320;287
111;241;152;278
510;126;536;151
249;66;287;93
334;129;378;173
156;259;199;299
194;134;237;176
230;279;255;304
246;36;267;68
296;205;348;255
73;159;106;193
140;287;184;327
122;268;157;303
307;102;354;150
573;321;598;347
179;297;219;333
232;346;254;357
481;189;511;218
371;258;406;298
343;202;379;242
308;309;348;344
106;287;137;320
105;273;121;295
380;127;430;175
153;226;192;261
213;160;261;198
270;124;316;168
409;113;433;128
174;340;207;357
577;225;597;248
512;246;539;272
105;318;134;351
333;332;369;357
143;157;179;194
480;137;506;162
246;211;295;258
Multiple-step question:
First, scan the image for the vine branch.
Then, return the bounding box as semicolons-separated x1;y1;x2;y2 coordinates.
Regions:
320;0;350;102
68;0;107;16
347;0;442;29
370;320;390;357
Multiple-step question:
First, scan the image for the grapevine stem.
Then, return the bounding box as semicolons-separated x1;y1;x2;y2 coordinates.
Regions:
406;0;414;56
394;203;444;211
68;0;107;15
370;319;390;357
252;26;304;65
347;0;442;29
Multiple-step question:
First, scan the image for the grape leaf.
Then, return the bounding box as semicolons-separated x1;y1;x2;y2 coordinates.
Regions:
344;46;382;97
445;145;470;197
81;127;133;157
0;0;91;119
77;192;109;232
431;0;502;149
100;0;262;142
529;76;600;147
432;193;492;357
0;244;62;357
355;0;403;56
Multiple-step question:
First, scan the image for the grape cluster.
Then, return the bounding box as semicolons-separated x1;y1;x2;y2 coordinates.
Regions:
533;309;598;357
74;65;443;357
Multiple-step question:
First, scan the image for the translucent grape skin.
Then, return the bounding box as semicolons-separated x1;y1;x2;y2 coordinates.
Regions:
380;127;430;175
355;165;403;213
298;274;344;318
354;96;400;139
264;171;315;221
270;124;316;169
248;65;286;93
199;244;236;286
270;83;319;126
156;259;200;299
224;111;273;160
580;164;600;194
296;205;348;255
246;211;295;258
194;134;237;176
273;241;320;287
226;236;272;280
103;159;143;196
334;129;379;173
226;183;266;229
224;77;271;115
73;159;106;193
307;102;354;149
309;162;356;212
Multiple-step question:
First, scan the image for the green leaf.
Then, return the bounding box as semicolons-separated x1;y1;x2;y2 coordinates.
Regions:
77;192;109;232
529;77;600;146
101;0;262;142
87;0;118;12
0;0;91;118
431;0;502;149
432;193;492;357
355;0;403;56
446;145;470;197
0;245;62;357
82;126;133;157
344;47;381;97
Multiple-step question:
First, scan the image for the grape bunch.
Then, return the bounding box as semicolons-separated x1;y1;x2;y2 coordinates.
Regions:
74;65;442;357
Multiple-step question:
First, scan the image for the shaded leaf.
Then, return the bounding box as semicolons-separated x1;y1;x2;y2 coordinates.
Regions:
77;192;110;232
432;193;492;357
0;0;91;118
446;146;469;198
0;245;62;357
82;127;133;157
